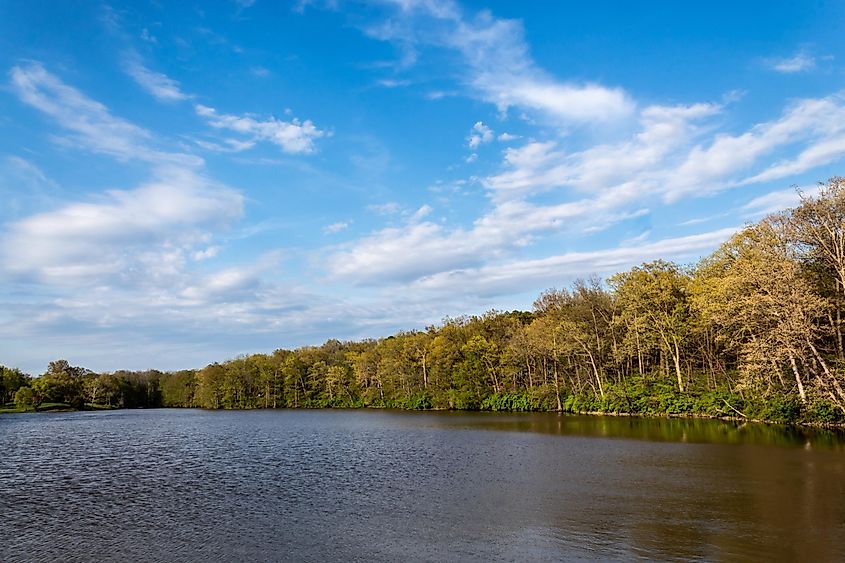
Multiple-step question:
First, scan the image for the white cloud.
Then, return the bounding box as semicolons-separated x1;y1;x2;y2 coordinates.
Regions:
769;50;816;73
326;89;845;289
193;246;221;261
741;134;845;185
484;93;845;208
311;1;845;292
742;185;821;217
361;0;634;123
324;221;350;234
194;138;257;153
497;132;520;141
195;104;326;154
411;227;737;297
4;62;249;319
467;121;493;149
9;62;202;168
412;204;433;219
1;166;243;284
673;95;845;199
327;221;484;283
10;63;153;162
377;78;411;88
368;201;404;215
124;54;190;102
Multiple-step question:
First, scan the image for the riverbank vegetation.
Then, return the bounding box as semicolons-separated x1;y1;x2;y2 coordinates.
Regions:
4;179;845;425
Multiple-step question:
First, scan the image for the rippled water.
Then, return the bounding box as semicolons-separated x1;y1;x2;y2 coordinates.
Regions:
2;409;844;561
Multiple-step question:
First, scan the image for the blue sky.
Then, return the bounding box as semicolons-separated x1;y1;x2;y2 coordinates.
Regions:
2;0;845;374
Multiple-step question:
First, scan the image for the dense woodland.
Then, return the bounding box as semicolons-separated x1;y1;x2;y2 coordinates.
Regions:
5;179;845;424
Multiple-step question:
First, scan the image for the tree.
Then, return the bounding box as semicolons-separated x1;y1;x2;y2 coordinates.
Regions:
791;178;845;359
196;363;226;409
160;370;197;407
1;366;30;404
32;359;88;408
610;261;691;392
692;218;839;408
14;386;35;411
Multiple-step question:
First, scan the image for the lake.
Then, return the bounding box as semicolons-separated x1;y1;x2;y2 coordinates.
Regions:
1;409;844;561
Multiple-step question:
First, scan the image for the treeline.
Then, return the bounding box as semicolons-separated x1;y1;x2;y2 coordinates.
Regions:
2;361;196;412
5;178;845;424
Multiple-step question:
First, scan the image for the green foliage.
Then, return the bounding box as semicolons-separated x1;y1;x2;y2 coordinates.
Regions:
480;393;536;412
807;399;845;424
758;397;803;424
448;389;479;410
1;366;30;405
404;392;433;410
160;371;197;407
14;386;35;411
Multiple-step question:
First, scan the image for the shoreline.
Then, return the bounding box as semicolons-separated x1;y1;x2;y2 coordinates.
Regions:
4;403;845;430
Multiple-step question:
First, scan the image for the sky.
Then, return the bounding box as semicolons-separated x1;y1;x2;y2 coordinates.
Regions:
1;0;845;375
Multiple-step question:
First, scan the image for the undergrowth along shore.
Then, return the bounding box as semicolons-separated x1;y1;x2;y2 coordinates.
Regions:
6;379;843;428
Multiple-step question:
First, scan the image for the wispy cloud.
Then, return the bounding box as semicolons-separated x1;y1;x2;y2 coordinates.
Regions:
195;104;326;154
324;221;350;234
410;227;738;297
768;50;816;73
376;78;411;88
124;53;190;102
367;202;404;215
742;185;820;217
9;62;203;168
360;0;634;123
11;62;153;161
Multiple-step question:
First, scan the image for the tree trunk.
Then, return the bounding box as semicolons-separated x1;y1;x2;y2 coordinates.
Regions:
673;339;684;393
552;361;563;412
421;351;428;389
807;338;845;405
789;353;807;403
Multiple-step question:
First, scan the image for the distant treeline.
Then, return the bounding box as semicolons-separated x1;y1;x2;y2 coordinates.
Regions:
5;178;845;424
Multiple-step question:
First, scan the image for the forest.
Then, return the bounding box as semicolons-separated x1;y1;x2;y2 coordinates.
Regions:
4;178;845;425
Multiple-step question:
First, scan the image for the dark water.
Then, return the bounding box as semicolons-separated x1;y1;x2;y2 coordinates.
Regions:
2;410;844;562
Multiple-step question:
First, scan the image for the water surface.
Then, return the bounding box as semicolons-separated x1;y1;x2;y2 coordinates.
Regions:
1;409;844;561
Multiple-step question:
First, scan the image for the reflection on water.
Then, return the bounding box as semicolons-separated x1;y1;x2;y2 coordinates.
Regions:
1;409;843;562
399;410;845;450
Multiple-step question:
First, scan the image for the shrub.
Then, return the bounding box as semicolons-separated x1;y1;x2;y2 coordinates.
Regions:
405;392;433;410
480;393;536;412
759;397;802;423
448;389;479;410
806;399;845;424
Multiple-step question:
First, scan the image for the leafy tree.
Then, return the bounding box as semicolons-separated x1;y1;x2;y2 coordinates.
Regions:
610;261;691;392
14;386;35;411
694;219;841;409
1;366;30;404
